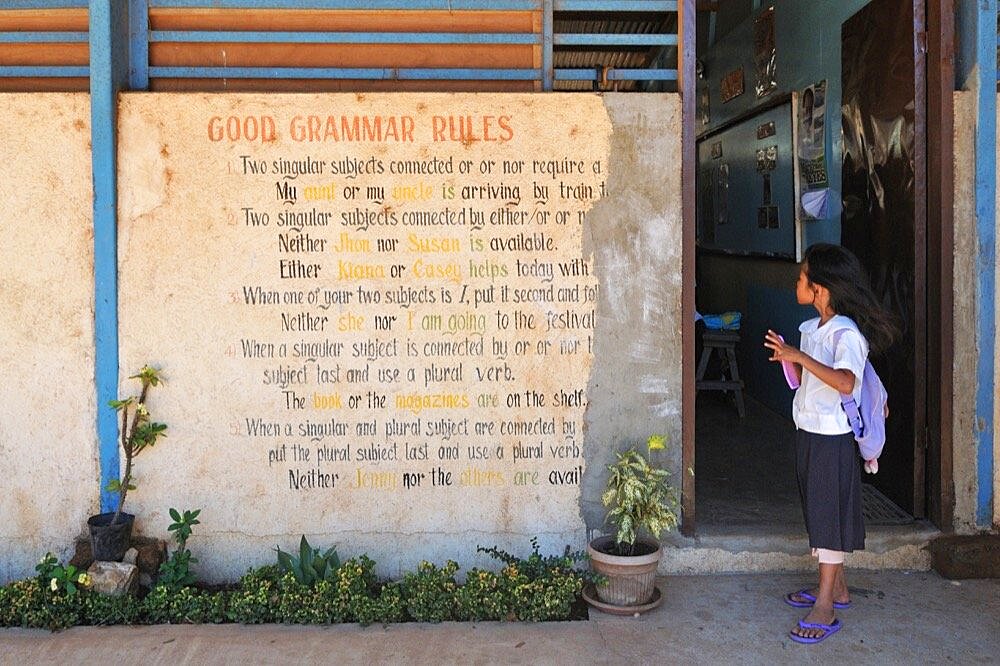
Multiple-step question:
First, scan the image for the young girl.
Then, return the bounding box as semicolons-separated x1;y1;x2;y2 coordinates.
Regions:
763;243;897;645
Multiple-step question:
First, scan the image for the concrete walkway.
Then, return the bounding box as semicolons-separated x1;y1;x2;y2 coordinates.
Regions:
2;571;998;665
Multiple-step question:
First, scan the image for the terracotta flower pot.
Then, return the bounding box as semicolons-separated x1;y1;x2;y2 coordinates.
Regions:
588;535;661;607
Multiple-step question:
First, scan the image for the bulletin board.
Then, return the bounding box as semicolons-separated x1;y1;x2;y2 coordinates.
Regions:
696;97;803;260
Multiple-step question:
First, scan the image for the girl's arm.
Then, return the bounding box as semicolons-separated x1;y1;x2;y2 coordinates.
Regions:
796;353;856;394
764;329;856;394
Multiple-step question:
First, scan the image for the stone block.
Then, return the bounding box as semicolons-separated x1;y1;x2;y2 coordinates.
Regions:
72;534;167;585
87;561;138;597
69;536;93;570
929;534;1000;579
123;548;139;565
133;536;167;575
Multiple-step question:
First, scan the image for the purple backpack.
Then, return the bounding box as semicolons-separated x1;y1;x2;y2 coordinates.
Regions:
832;329;888;462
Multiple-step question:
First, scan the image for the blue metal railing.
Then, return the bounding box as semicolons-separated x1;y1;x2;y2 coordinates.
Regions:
5;0;87;7
0;31;88;42
1;1;678;89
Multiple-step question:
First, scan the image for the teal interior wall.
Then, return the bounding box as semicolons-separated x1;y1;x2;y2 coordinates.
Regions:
699;0;871;246
696;0;872;417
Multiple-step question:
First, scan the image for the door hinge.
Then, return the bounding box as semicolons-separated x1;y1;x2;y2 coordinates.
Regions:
917;31;928;55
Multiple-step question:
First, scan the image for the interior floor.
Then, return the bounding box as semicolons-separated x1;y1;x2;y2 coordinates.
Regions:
695;390;913;537
696;391;802;535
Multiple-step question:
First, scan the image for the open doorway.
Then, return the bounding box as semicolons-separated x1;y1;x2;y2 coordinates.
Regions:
689;0;946;536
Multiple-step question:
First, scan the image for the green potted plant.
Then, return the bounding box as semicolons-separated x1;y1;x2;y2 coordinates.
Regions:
87;366;167;562
587;434;678;610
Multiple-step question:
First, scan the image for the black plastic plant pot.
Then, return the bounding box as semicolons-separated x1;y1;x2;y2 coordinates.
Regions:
87;512;135;562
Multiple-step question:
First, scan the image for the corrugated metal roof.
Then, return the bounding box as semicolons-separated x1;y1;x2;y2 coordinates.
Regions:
554;11;678;91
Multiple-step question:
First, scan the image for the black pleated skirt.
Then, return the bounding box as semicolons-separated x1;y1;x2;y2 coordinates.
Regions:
795;429;866;552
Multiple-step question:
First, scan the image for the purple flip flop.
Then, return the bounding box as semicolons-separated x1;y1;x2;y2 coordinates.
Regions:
784;588;851;609
789;618;842;644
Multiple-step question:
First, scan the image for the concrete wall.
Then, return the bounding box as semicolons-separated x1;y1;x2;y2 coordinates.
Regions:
953;91;979;532
951;91;1000;533
0;94;98;582
115;92;682;581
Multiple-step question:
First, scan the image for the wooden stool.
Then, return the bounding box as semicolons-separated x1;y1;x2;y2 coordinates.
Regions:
696;330;746;419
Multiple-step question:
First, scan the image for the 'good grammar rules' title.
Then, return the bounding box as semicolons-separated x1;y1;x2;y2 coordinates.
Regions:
207;114;514;144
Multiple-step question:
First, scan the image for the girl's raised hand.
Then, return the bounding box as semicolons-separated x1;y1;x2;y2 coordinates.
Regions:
763;329;801;363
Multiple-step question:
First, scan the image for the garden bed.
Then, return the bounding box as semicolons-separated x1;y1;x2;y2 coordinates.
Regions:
1;541;593;631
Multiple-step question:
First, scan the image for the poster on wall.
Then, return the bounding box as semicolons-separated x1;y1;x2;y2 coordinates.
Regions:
753;6;777;98
797;80;831;219
114;93;633;548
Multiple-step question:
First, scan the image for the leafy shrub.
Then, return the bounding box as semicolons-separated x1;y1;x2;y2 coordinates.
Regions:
272;555;378;624
401;560;460;622
477;538;589;621
504;565;582;622
1;577;80;630
353;582;407;626
326;555;378;623
157;550;197;592
274;572;317;624
143;585;226;624
79;590;142;626
454;568;510;621
225;566;281;624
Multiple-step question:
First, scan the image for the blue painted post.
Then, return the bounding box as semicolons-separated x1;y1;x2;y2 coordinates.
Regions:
973;2;997;527
90;1;132;513
129;0;149;89
542;0;553;91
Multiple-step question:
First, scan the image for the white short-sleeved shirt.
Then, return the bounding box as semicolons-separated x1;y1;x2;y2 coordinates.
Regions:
792;315;869;435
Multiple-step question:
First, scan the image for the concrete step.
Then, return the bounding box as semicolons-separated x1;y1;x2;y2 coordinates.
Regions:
656;522;939;574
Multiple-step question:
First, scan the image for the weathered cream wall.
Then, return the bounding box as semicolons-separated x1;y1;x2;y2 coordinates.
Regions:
0;94;97;583
117;93;682;580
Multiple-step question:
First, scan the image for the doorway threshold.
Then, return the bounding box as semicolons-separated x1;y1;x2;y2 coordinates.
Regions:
658;522;940;574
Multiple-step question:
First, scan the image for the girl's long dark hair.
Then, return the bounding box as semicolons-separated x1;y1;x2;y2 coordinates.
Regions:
803;243;899;355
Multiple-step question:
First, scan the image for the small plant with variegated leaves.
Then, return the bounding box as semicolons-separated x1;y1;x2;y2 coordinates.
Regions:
601;434;678;556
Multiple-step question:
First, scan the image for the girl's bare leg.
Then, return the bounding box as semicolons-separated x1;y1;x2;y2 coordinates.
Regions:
791;563;839;640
